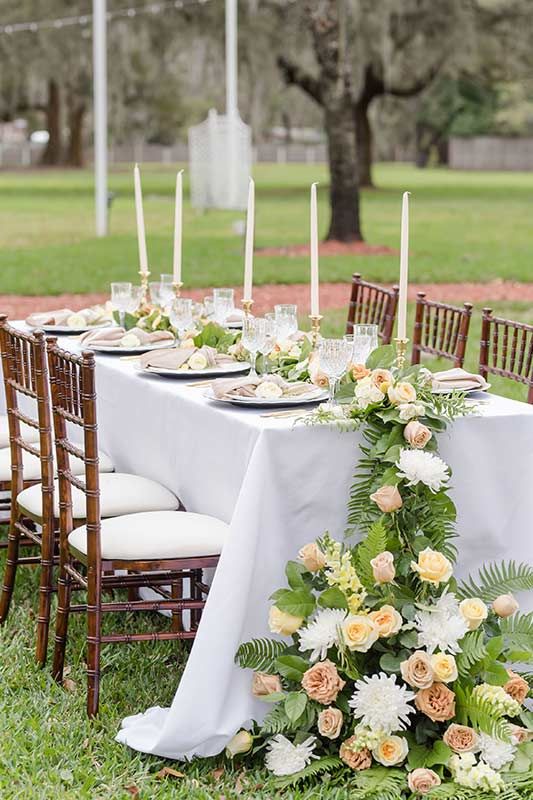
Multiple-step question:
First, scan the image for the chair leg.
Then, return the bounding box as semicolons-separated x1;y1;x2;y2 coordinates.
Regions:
35;520;55;666
52;558;72;683
171;576;183;633
86;571;102;718
191;569;203;630
0;515;21;624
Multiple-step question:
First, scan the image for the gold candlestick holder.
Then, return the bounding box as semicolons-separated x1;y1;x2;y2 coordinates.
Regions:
172;281;183;299
309;314;323;349
138;269;151;313
241;299;254;318
394;337;409;370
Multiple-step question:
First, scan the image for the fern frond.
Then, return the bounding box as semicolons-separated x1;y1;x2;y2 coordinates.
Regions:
455;685;511;741
273;756;341;788
260;705;291;735
356;520;389;589
456;630;487;677
349;766;406;800
457;561;533;602
235;638;287;673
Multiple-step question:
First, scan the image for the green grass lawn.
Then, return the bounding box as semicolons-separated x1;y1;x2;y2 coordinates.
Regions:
1;163;533;294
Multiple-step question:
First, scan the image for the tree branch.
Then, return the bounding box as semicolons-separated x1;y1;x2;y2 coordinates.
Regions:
277;55;323;106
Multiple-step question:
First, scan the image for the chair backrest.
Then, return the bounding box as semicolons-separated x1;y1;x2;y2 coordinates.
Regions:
479;308;533;404
0;315;54;508
411;293;473;368
346;273;399;344
46;340;101;562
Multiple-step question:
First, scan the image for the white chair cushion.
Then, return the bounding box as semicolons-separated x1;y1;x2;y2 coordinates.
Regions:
0;415;41;449
68;510;228;561
0;446;114;483
17;473;179;519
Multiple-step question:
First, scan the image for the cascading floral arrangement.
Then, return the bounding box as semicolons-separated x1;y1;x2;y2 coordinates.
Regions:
233;346;533;799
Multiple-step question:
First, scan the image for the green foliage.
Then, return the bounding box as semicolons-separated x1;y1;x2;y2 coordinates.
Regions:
284;692;308;724
235;639;287;673
193;321;238;353
456;630;487;677
355;520;388;590
454;685;511;741
274;757;342;789
458;562;533;602
272;588;315;618
499;611;533;658
275;655;309;682
260;705;292;735
347;766;406;800
318;586;348;610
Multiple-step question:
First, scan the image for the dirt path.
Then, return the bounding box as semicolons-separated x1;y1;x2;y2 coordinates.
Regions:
1;279;532;319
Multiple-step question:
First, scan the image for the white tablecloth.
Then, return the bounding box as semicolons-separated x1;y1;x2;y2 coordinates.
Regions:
3;330;533;759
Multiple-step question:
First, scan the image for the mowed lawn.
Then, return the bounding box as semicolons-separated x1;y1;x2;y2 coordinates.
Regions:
1;162;533;294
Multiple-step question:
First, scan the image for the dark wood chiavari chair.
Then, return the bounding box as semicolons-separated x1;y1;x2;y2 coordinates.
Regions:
479;308;533;404
346;273;399;344
47;341;227;717
411;292;473;368
0;316;56;664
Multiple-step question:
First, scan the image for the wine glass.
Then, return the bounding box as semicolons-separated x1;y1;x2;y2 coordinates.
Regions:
169;298;193;340
213;288;235;326
203;296;214;318
110;282;132;328
160;273;174;286
318;338;353;407
127;286;143;315
346;324;379;364
274;304;298;341
257;313;276;375
241;317;268;378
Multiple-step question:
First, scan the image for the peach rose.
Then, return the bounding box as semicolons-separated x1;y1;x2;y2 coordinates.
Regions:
415;683;456;722
403;420;432;449
493;594;519;618
369;605;403;638
430;653;458;684
252;672;282;697
301;659;346;705
373;735;409;766
509;724;533;744
459;598;488;631
339;739;372;771
268;606;303;636
370;551;396;584
504;671;529;705
371;369;393;393
411;548;453;585
309;352;329;389
443;724;480;753
388;381;417;405
400;651;434;689
370;485;403;513
352;364;371;381
407;768;441;794
317;707;343;739
342;615;379;653
298;542;326;572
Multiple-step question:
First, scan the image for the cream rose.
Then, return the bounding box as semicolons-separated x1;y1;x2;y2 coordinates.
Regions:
255;381;283;399
400;651;434;689
120;332;141;348
301;659;345;705
251;672;282;697
411;547;453;585
369;605;403;638
510;725;533;744
180;337;196;349
309;353;329;389
493;594;519;618
351;364;371;381
370;551;396;584
504;670;529;705
407;768;441;794
373;735;409;767
388;381;417;405
415;683;456;722
339;739;372;771
225;729;253;757
403;420;432;449
430;653;458;683
67;313;87;329
443;724;480;753
371;369;393;393
268;605;303;636
398;402;426;421
317;707;343;739
188;352;208;370
459;597;488;631
370;485;403;513
342;615;379;653
298;542;326;572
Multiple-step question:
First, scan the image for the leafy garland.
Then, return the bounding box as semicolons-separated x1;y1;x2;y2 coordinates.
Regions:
231;346;533;797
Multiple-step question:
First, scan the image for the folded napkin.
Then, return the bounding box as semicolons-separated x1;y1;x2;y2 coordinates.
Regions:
431;368;490;392
225;309;244;324
211;373;313;400
26;308;75;327
26;304;112;328
140;345;234;371
79;326;174;348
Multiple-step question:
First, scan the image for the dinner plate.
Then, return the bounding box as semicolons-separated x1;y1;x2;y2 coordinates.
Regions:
143;361;251;378
29;322;110;335
86;340;175;355
205;386;328;408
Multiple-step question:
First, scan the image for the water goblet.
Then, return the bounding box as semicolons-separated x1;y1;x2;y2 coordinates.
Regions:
159;282;174;311
318;338;353;407
274;304;298;341
241;317;268;378
169;297;193;340
127;286;143;315
257;314;276;375
110;282;132;328
160;273;174;286
352;324;379;364
203;296;215;318
213;288;235;327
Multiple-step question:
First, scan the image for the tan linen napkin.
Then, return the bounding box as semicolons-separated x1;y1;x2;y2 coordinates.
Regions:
140;348;192;370
211;374;313;400
79;327;174;348
26;309;75;327
431;368;490;392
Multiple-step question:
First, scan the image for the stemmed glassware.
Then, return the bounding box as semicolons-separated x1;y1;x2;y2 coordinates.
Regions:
169;297;193;341
213;288;235;327
257;313;276;375
111;282;132;328
241;317;268;378
318;338;353;407
274;304;298;340
344;324;379;364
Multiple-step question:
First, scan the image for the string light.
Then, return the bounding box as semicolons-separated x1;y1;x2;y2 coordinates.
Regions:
0;0;213;36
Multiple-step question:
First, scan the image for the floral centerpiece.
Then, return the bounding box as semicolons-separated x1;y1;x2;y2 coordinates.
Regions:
233;347;533;798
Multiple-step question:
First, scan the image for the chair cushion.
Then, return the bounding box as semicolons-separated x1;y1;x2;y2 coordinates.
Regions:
68;510;227;561
0;415;41;449
17;473;179;519
0;446;114;483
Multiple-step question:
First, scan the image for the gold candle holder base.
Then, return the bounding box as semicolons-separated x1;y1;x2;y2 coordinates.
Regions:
309;314;323;349
138;269;152;313
394;337;409;370
241;299;254;318
172;281;183;299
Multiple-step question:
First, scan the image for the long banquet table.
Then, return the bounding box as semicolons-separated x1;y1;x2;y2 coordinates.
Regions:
3;329;533;759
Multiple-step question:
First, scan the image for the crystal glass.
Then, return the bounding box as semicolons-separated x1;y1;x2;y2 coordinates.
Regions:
203;296;214;318
274;304;298;340
126;285;143;314
110;282;132;328
160;273;174;285
345;324;379;364
213;288;235;326
318;338;353;407
257;313;276;375
149;281;163;307
159;282;174;310
169;297;193;340
241;317;268;378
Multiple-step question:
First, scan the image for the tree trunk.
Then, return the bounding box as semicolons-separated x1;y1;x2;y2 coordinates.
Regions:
354;100;373;188
65;100;86;167
324;97;362;241
41;80;62;165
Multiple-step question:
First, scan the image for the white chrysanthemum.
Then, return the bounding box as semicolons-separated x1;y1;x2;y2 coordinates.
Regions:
414;595;468;654
348;672;416;734
265;735;317;776
396;449;450;492
478;733;516;770
298;608;347;662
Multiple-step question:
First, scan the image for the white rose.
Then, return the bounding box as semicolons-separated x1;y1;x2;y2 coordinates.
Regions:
225;730;253;757
188;352;208;370
398;403;425;421
288;345;302;359
180;338;196;349
388;381;417;405
67;313;87;328
255;381;283;399
373;735;409;766
459;598;488;631
355;377;384;409
120;333;141;348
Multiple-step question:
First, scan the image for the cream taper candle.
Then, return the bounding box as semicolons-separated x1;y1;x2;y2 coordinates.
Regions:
243;177;254;302
397;191;410;339
173;169;183;284
310;182;319;316
133;163;148;274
